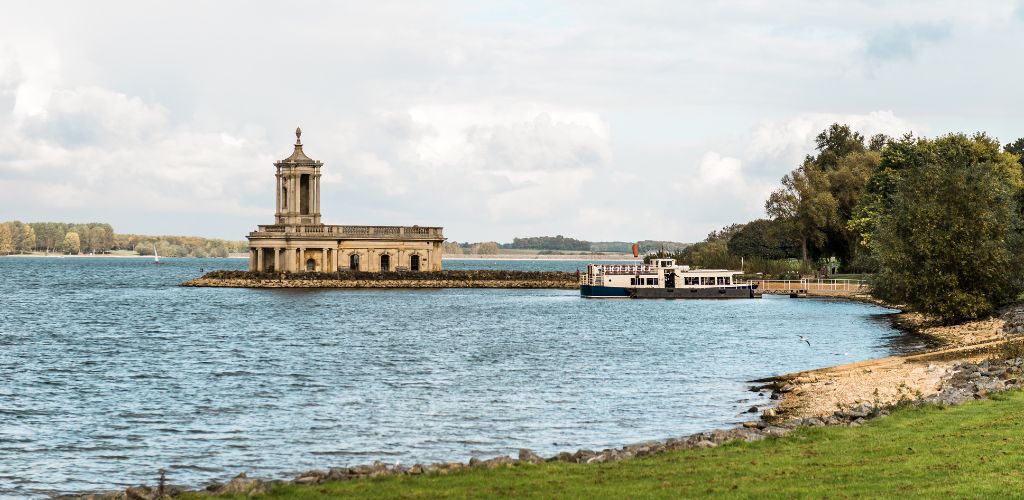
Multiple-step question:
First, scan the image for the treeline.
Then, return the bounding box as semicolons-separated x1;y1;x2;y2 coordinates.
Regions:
122;235;247;258
0;221;246;257
443;237;689;255
661;124;1024;322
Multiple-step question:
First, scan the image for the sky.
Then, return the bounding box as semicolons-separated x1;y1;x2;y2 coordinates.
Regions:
1;1;1023;243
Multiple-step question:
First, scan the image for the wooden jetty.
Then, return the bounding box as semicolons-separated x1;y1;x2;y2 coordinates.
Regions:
750;279;869;298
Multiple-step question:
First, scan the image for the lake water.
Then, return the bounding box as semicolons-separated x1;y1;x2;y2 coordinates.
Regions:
0;257;911;497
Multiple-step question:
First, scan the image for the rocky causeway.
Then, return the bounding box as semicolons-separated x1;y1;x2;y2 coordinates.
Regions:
181;270;579;289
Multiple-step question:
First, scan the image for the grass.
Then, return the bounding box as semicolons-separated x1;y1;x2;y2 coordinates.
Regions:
201;390;1024;499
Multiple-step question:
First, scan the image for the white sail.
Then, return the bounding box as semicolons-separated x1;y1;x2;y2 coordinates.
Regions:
153;244;160;263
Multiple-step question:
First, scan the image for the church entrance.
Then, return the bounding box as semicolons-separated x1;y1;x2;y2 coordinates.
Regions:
306;258;316;271
380;254;390;272
410;255;420;271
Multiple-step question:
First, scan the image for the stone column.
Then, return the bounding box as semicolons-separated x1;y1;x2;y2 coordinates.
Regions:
308;175;315;218
257;247;264;272
249;249;256;271
315;174;321;217
299;248;305;270
275;174;281;219
291;175;298;215
321;248;328;272
274;248;280;272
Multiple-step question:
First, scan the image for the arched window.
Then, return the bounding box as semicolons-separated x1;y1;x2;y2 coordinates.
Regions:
306;258;316;271
410;254;420;271
380;254;391;272
349;253;360;271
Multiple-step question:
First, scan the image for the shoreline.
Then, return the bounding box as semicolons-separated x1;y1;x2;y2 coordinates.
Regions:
443;254;637;261
0;253;249;259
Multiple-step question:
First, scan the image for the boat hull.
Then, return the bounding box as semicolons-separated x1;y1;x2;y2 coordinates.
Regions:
630;287;759;299
579;285;632;298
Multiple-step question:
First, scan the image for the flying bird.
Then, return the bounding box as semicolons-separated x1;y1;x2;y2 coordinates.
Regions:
798;335;811;347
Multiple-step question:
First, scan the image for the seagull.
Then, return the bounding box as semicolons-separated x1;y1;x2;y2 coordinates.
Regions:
798;335;811;347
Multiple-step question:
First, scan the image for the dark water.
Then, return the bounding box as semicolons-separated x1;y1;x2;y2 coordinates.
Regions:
0;257;907;497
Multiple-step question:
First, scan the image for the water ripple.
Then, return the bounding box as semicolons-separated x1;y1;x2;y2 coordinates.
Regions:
0;257;903;497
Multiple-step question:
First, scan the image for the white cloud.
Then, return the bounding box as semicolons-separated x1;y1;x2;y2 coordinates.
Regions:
1;2;1022;241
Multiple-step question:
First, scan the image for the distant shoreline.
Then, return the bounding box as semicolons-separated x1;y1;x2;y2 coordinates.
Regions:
2;253;639;262
443;254;638;261
0;253;249;259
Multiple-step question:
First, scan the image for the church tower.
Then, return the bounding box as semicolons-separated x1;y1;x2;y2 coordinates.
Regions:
274;127;323;226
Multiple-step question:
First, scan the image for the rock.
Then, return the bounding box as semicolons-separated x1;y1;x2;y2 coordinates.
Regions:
762;407;777;418
468;457;483;468
326;467;351;481
573;449;596;463
777;383;797;393
215;473;268;496
554;451;574;463
747;406;759;413
803;417;825;427
692;440;716;448
408;464;424;475
742;421;760;429
518;448;544;464
294;475;320;485
124;486;154;500
482;456;517;468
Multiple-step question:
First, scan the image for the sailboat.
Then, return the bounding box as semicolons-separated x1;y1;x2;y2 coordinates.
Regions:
153;244;162;264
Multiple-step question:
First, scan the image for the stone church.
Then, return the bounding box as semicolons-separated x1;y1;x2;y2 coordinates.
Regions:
247;128;445;272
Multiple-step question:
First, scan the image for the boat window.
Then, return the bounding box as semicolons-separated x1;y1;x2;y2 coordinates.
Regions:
630;278;637;286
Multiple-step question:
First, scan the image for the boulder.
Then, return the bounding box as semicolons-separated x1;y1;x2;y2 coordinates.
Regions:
215;473;268;496
518;449;544;464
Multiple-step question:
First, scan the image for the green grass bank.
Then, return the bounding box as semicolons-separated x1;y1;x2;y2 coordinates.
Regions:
192;390;1024;499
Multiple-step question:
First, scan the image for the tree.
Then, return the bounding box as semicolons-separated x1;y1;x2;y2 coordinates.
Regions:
727;219;801;259
62;232;81;255
471;242;500;255
766;124;880;267
443;242;464;254
14;222;35;253
0;223;12;255
1005;137;1024;167
871;133;1024;323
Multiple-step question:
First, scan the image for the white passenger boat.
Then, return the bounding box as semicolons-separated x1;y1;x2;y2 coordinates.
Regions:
579;258;760;299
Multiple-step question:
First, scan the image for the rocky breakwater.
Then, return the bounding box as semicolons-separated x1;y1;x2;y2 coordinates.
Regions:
180;270;579;289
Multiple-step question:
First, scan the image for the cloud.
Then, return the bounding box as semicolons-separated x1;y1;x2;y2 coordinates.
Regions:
748;111;920;172
2;2;1023;241
865;23;952;64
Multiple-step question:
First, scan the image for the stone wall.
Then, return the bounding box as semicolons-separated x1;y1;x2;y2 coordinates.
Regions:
181;270;578;289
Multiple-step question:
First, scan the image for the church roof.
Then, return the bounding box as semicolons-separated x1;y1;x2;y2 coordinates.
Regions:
276;127;321;165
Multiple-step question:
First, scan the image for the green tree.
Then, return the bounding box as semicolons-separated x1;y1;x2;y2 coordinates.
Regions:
872;133;1024;323
1005;137;1024;167
766;124;880;267
727;219;801;259
62;231;81;255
